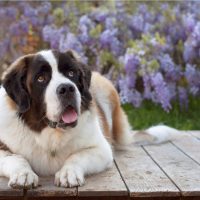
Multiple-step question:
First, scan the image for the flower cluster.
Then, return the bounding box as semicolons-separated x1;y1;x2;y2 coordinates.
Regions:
0;1;199;112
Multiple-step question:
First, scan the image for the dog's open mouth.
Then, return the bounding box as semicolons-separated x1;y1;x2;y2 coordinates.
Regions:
45;106;78;129
59;106;78;127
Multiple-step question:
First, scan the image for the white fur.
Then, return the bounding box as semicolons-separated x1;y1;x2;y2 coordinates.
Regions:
0;152;38;188
45;71;81;121
40;50;81;121
90;73;114;135
145;125;182;143
93;90;113;131
129;125;184;146
0;50;113;188
0;50;181;189
0;86;113;188
39;50;57;72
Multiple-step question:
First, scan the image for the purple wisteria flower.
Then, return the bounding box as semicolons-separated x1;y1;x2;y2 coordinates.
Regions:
59;32;83;53
43;25;68;49
19;18;29;33
158;54;181;81
143;75;152;100
6;7;18;19
151;72;172;112
78;15;94;45
183;13;196;33
0;39;9;59
105;17;116;30
178;86;188;110
129;14;144;34
37;2;52;14
90;9;108;23
118;78;142;107
183;42;196;62
125;56;139;73
0;1;199;112
100;28;122;56
185;64;200;95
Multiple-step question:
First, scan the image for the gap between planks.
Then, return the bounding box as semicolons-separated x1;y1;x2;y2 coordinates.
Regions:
0;131;200;199
144;134;200;197
114;145;180;198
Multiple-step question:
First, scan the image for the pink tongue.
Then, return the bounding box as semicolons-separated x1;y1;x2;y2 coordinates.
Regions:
61;108;78;124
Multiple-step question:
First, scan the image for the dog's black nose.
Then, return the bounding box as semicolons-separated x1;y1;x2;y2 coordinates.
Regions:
56;84;75;97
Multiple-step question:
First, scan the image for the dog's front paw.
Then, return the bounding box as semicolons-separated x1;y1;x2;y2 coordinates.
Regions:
55;166;84;188
8;170;39;189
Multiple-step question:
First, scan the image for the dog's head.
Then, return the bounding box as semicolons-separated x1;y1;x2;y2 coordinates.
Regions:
2;50;92;132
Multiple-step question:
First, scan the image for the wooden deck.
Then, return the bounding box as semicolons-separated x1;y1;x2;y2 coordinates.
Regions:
0;131;200;200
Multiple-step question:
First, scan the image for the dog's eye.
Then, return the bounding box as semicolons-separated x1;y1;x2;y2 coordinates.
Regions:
37;75;45;83
68;71;74;77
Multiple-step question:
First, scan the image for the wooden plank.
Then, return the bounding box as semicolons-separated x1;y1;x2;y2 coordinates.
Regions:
190;131;200;139
78;162;128;197
114;146;180;198
172;135;200;163
27;176;77;198
0;177;23;198
144;142;200;196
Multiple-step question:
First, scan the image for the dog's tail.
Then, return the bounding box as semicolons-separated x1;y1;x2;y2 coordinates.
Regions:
115;124;187;148
131;125;186;145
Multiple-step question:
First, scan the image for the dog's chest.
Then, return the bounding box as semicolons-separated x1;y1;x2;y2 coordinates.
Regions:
7;126;74;176
1;118;97;176
0;91;99;176
0;117;75;176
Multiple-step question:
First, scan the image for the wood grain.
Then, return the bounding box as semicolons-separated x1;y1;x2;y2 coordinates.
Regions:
172;135;200;163
26;177;77;197
190;131;200;140
115;145;179;198
144;142;200;196
0;177;23;197
78;162;128;197
1;132;200;199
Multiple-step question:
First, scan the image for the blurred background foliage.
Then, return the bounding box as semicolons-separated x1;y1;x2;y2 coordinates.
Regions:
0;1;199;129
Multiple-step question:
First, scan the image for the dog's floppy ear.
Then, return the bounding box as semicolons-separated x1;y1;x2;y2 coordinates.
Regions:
2;55;33;113
79;62;92;100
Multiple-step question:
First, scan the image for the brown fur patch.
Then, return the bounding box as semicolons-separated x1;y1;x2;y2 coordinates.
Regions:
3;53;48;132
22;109;47;132
111;95;123;142
91;72;128;145
26;70;32;94
133;131;155;144
55;129;63;138
95;101;111;143
0;140;11;152
3;50;93;133
1;54;35;81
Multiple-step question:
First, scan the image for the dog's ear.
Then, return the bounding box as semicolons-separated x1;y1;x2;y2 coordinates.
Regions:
79;62;92;98
79;62;92;109
2;55;33;113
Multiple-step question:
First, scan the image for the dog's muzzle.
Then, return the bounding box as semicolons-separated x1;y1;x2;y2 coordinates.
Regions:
44;104;78;129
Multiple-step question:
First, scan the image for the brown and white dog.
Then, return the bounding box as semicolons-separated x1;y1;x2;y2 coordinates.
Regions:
0;49;179;189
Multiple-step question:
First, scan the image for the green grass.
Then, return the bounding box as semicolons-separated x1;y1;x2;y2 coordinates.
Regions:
122;97;200;130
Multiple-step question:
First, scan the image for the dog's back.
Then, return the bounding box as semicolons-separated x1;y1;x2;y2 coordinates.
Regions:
91;72;132;146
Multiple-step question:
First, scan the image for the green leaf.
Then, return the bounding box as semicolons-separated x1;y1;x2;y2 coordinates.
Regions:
90;24;102;38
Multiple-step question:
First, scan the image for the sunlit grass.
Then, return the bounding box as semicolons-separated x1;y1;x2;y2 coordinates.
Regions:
122;97;200;130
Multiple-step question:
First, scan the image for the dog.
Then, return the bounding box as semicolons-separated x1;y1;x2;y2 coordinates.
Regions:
0;49;180;189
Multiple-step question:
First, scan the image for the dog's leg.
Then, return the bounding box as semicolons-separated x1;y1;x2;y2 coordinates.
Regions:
54;139;113;188
0;150;38;189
